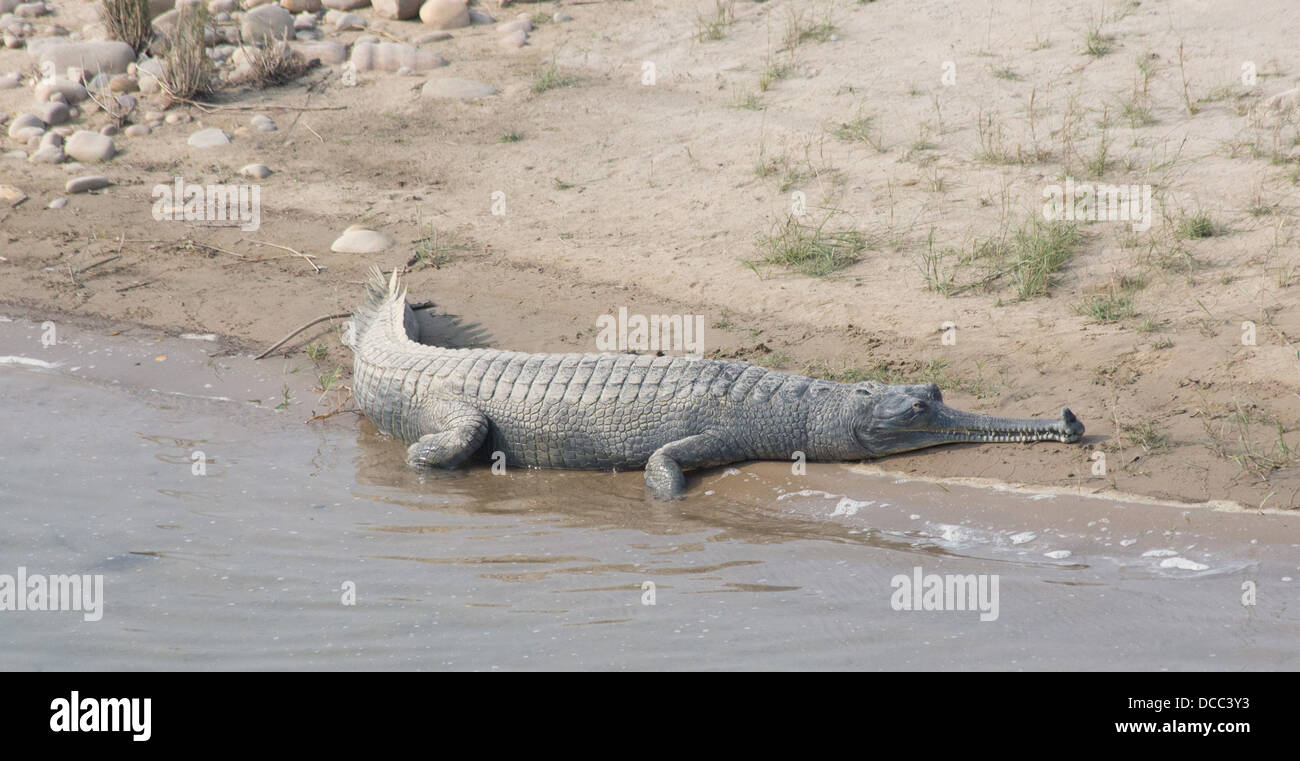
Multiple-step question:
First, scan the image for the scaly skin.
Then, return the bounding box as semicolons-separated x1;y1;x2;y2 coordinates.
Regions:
350;268;1085;500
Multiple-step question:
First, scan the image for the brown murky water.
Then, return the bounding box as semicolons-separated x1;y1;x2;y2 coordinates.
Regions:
1;315;1297;670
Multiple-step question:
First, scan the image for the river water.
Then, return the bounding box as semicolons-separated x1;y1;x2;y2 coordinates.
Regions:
1;314;1296;670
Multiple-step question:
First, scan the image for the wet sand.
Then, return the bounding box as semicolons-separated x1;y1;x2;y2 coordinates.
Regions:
1;314;1296;670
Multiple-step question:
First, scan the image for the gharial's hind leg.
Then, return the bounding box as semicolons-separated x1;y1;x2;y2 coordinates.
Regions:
405;399;489;469
644;433;730;501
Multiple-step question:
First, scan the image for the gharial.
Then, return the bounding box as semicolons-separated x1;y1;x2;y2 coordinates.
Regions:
348;268;1085;500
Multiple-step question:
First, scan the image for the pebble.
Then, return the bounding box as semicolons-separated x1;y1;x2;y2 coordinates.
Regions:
124;124;150;137
65;130;116;162
13;126;44;141
373;0;421;20
240;163;272;179
553;12;572;22
187;127;231;148
419;0;470;30
321;0;368;8
14;2;49;18
34;78;88;104
65;175;111;193
291;41;348;65
143;110;165;123
29;39;135;76
498;29;527;49
467;9;494;24
7;113;44;138
293;11;318;30
420;77;497;100
250;113;277;131
28;145;65;163
0;184;26;204
30;101;69;126
333;12;366;30
497;18;531;34
331;225;395;254
208;0;236;12
0;72;19;89
48;197;67;208
109;74;138;93
165;112;191;125
279;0;321;12
241;4;295;43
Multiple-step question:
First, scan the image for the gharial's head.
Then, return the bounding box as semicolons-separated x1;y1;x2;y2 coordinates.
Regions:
846;382;1085;458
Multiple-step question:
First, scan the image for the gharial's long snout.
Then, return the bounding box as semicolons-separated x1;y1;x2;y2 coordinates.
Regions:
918;404;1084;445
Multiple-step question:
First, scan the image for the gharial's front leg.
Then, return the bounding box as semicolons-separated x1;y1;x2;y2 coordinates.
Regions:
644;433;734;501
405;398;490;469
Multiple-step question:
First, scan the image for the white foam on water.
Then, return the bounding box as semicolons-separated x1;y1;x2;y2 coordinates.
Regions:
181;333;218;341
1142;549;1178;557
777;489;837;502
829;497;873;517
1044;550;1072;559
1010;531;1037;545
1120;539;1137;547
1160;557;1209;571
0;355;59;369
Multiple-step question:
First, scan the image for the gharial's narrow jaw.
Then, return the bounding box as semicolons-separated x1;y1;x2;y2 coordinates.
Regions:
859;394;1085;457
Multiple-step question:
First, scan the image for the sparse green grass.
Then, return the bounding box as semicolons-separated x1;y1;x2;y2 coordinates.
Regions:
782;7;836;50
916;228;958;295
1004;218;1085;299
1083;24;1113;57
756;213;870;277
695;0;735;42
1201;399;1300;480
158;4;214;104
1176;210;1225;239
532;61;578;94
499;130;523;143
991;65;1021;81
734;92;763;110
552;177;575;190
318;368;342;395
1076;289;1135;323
306;343;328;361
1122;420;1171;454
758;55;793;92
409;225;474;269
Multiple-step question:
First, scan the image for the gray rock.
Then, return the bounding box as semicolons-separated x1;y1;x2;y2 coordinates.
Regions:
187;127;230;147
13;126;44;141
333;12;366;30
30;100;69;126
373;0;420;19
48;197;67;208
240;163;272;178
553;12;572;22
65;130;116;162
497;18;530;34
28;145;65;163
0;72;20;89
420;76;496;100
321;0;368;8
250;113;277;131
241;4;295;44
65;175;112;193
124;124;151;137
418;0;469;30
291;40;348;65
7;112;44;138
498;29;527;49
468;9;494;25
34;78;88;104
29;39;135;76
280;0;321;12
14;2;48;18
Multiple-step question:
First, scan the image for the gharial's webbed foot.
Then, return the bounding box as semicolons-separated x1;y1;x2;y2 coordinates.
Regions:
644;433;729;501
405;399;489;469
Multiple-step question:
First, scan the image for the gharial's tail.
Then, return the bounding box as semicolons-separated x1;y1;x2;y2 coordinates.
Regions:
350;266;412;348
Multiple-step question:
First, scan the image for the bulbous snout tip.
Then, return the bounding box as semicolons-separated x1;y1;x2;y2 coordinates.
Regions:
1060;408;1084;442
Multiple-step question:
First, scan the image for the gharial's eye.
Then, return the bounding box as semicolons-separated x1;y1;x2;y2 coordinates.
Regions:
912;400;928;412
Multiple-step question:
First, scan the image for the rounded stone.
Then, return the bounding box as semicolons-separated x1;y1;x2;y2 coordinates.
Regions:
7;112;45;138
187;127;230;147
418;0;469;30
48;197;67;208
240;163;272;179
30;101;69;126
250;113;277;131
65;175;111;193
330;225;394;253
124;124;151;137
65;130;116;162
372;0;420;20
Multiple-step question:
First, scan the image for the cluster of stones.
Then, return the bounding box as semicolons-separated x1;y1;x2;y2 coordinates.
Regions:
2;0;573;241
